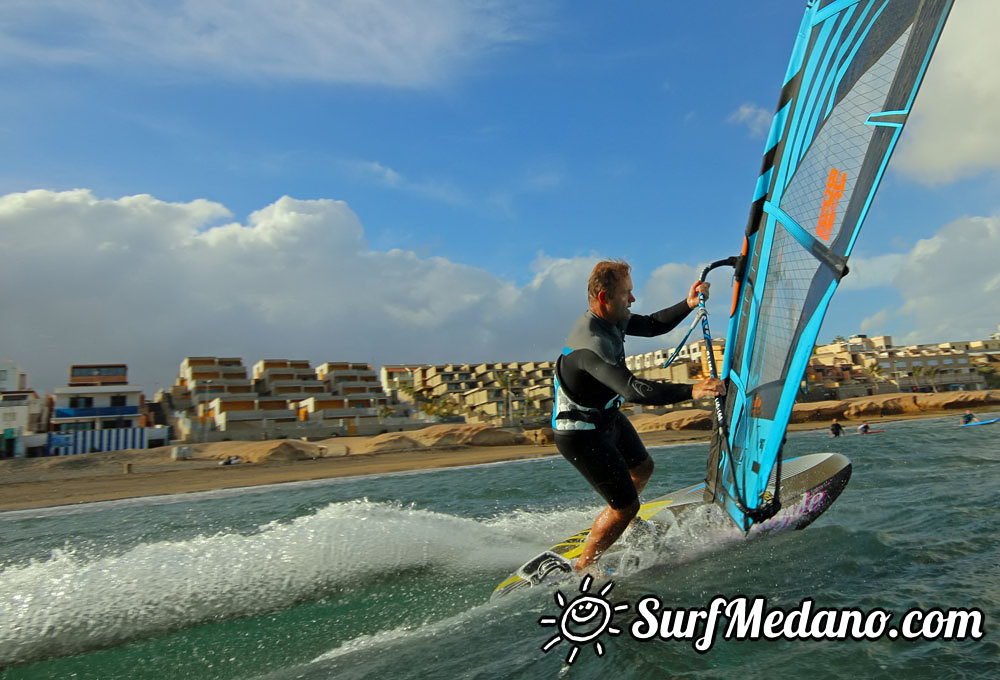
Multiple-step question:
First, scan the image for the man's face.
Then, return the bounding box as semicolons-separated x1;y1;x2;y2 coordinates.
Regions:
608;274;635;323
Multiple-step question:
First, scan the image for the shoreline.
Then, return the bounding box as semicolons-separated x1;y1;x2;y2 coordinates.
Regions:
1;407;987;513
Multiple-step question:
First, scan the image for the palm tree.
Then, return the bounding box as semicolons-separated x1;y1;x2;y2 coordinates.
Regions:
976;366;1000;389
865;362;898;392
495;370;518;426
924;366;940;392
912;366;924;392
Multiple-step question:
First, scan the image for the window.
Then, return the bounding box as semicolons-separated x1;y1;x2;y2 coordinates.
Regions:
69;396;94;408
110;395;127;407
60;422;94;432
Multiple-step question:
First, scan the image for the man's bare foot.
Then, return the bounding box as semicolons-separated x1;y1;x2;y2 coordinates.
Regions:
574;561;610;582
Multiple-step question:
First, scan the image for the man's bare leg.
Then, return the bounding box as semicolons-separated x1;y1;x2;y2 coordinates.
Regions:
574;456;655;572
574;502;638;571
630;456;653;495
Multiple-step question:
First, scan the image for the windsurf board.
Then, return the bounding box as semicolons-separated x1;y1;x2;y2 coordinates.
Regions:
491;451;851;600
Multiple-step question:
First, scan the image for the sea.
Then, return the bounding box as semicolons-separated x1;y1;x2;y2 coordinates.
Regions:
1;414;997;679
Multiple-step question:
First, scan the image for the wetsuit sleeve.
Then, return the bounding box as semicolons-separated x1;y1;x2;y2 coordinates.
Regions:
625;300;693;337
573;349;693;405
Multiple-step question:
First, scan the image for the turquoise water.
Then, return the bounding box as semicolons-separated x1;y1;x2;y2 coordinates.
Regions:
2;415;997;679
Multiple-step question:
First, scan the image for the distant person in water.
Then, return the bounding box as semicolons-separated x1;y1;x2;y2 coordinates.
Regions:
829;418;843;438
961;410;977;425
857;422;870;434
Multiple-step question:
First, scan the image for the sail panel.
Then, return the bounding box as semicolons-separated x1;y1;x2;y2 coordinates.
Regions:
708;0;953;531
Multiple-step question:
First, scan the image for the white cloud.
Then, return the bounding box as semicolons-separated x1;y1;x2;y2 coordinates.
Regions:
887;215;1000;342
349;160;466;205
727;103;772;138
0;189;599;394
838;253;907;291
629;261;732;355
859;308;890;334
893;0;1000;183
0;0;544;87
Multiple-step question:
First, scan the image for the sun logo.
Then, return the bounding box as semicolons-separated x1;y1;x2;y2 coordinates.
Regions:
538;575;629;665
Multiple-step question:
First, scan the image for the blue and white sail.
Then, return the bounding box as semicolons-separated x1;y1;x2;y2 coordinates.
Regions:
707;0;953;531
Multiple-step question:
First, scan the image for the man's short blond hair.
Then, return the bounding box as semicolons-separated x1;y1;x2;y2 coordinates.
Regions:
588;260;631;301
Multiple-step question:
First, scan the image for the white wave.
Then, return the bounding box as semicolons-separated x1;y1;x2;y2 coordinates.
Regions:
0;499;574;667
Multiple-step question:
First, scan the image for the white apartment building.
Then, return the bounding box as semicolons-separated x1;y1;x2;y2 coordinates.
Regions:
0;360;47;457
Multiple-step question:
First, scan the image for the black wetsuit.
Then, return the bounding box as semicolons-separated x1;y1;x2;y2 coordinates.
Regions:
552;303;695;510
830;422;843;437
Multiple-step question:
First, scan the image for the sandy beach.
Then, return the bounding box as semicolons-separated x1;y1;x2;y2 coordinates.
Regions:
0;430;699;512
3;393;994;513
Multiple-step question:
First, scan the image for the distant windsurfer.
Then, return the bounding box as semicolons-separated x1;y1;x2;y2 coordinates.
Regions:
829;418;843;437
962;410;977;425
552;259;725;575
857;422;870;434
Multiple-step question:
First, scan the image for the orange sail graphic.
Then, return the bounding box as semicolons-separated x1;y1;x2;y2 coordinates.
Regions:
816;167;846;241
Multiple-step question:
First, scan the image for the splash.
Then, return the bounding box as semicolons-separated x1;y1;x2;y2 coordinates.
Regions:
0;499;564;667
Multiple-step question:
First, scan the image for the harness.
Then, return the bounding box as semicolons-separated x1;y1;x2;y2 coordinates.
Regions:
551;354;623;431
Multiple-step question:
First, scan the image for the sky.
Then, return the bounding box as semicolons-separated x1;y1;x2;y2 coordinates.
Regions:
2;0;999;396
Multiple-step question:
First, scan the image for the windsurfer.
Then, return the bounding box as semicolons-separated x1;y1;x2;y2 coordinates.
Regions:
961;410;977;425
552;259;725;573
857;422;870;434
829;418;843;437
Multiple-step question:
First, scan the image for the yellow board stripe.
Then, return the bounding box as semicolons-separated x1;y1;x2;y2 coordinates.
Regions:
494;498;678;593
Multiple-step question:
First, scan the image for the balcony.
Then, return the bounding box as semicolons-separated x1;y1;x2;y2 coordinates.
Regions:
52;406;140;419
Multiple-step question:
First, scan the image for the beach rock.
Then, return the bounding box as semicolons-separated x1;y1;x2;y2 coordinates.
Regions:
914;390;1000;410
526;427;554;445
790;400;849;422
411;424;472;447
868;394;921;415
360;433;423;453
262;441;325;462
407;424;529;447
630;409;713;432
466;427;529;446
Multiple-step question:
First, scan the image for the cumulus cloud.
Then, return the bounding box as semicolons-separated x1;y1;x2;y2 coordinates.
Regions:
0;190;600;394
838;253;908;291
0;0;543;87
839;215;1000;343
893;0;1000;183
727;103;772;138
629;261;733;355
889;215;1000;342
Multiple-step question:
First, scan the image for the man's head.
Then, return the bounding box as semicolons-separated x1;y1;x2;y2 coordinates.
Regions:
588;259;634;324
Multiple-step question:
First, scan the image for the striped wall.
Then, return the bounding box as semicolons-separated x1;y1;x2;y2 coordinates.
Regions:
47;427;168;456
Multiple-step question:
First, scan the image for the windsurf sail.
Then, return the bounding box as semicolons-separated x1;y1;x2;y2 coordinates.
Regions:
706;0;953;531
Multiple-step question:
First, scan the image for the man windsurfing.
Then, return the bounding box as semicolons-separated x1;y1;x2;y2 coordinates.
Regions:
552;259;725;574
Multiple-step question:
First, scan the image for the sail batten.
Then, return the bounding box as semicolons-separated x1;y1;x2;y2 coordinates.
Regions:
708;0;953;531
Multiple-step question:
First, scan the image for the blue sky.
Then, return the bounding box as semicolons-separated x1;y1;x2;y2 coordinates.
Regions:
2;1;999;395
